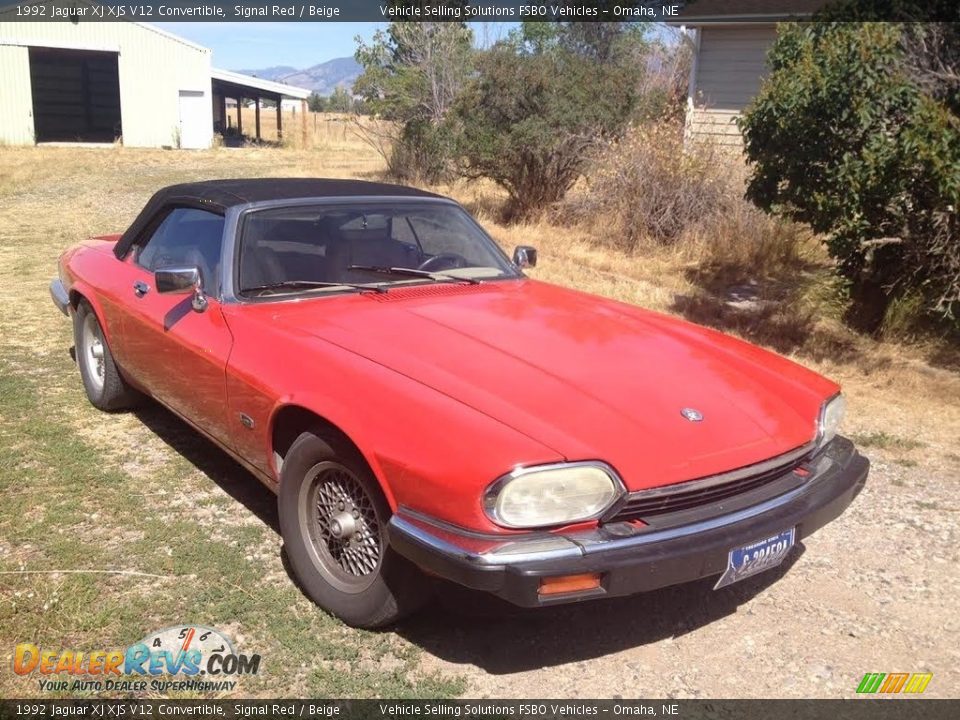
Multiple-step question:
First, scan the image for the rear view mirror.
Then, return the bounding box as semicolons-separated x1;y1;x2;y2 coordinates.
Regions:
156;266;199;294
513;245;538;269
155;266;207;312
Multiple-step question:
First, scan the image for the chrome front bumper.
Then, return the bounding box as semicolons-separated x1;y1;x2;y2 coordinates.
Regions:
387;437;869;606
50;279;70;316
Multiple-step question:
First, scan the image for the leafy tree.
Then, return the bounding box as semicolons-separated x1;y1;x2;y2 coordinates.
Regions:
327;86;354;114
307;93;327;113
352;97;371;116
509;16;648;64
454;22;642;218
739;22;960;330
815;1;959;114
354;20;473;181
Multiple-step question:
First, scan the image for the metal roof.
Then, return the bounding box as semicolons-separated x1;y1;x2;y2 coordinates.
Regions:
678;0;825;23
211;68;312;100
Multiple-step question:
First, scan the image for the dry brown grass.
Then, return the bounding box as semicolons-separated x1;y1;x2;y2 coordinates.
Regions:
554;124;960;374
0;141;957;496
226;108;374;152
562;124;816;277
0;140;469;698
0;138;957;384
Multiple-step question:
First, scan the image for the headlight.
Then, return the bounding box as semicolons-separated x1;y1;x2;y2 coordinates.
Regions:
483;462;623;529
818;393;846;448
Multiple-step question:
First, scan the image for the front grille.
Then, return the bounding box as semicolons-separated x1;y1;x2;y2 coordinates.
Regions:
607;446;813;524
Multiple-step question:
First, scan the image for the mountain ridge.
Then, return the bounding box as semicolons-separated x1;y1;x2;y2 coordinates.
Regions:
234;56;362;96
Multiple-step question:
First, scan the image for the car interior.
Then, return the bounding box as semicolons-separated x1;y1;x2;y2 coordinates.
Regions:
137;205;511;299
239;212;431;291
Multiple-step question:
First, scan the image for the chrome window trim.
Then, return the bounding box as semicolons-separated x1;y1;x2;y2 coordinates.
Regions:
482;460;627;529
218;195;522;305
130;205;228;299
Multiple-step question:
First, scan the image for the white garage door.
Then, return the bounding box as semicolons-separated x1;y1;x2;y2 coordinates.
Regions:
178;90;210;149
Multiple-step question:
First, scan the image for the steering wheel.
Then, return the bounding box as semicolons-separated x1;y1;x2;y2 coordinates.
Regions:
417;253;469;272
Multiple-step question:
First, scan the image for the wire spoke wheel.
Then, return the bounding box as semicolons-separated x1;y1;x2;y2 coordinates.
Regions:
280;432;429;627
82;313;106;392
299;461;383;593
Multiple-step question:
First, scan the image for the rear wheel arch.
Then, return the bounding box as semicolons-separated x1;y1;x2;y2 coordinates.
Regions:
269;405;398;510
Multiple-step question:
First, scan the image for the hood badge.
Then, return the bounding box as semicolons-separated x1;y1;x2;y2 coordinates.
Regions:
681;408;704;422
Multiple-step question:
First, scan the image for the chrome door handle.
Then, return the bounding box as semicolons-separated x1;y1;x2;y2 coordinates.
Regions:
133;280;149;297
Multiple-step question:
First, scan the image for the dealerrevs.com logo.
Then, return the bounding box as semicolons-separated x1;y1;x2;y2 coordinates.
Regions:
13;626;260;694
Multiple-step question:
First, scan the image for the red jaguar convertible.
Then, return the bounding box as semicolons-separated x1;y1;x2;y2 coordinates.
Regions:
51;179;868;627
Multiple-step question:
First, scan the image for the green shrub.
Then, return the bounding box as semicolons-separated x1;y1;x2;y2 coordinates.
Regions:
739;22;960;333
353;22;473;183
388;120;458;184
455;45;636;219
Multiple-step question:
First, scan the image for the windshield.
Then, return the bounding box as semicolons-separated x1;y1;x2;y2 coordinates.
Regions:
237;202;518;298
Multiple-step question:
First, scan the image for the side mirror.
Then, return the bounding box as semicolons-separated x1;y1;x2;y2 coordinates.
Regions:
155;266;207;312
513;245;538;269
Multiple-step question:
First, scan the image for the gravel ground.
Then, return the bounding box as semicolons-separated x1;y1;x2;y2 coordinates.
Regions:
402;371;960;699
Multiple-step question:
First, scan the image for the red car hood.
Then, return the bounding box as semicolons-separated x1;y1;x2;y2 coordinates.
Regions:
274;280;837;491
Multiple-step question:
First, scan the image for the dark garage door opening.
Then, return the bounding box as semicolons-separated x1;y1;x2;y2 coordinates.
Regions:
29;48;122;143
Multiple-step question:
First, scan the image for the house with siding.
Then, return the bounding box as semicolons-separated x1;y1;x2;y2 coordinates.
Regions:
679;0;824;146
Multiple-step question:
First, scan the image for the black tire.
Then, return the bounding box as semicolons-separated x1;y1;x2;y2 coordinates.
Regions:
73;300;140;411
278;429;429;628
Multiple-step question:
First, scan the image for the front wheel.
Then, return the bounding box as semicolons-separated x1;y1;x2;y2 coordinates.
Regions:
278;430;429;628
73;300;139;411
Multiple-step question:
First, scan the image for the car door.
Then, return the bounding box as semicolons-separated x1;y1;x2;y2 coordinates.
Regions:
117;206;235;448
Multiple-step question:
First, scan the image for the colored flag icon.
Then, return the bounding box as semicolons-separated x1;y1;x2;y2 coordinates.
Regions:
857;672;932;694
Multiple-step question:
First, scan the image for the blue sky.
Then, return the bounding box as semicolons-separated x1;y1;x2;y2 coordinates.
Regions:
153;22;518;71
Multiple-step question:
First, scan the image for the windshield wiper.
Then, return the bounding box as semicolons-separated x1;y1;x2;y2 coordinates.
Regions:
243;280;387;295
348;265;481;285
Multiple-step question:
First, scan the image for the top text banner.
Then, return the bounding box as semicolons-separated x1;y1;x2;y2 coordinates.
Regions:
5;0;955;23
6;0;692;22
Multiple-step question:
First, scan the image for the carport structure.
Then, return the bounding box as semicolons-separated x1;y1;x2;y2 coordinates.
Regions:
211;68;311;145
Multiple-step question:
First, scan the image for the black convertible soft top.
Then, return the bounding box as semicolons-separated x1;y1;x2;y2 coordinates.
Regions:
114;178;444;259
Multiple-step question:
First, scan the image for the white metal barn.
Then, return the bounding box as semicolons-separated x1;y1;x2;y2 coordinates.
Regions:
0;2;310;148
0;5;214;148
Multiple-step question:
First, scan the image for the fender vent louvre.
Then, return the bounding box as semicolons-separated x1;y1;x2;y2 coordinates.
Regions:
365;284;495;301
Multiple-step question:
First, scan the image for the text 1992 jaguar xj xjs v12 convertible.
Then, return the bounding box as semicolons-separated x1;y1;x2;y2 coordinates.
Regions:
51;179;868;628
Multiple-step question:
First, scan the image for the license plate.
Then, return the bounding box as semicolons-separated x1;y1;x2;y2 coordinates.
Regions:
714;528;796;590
